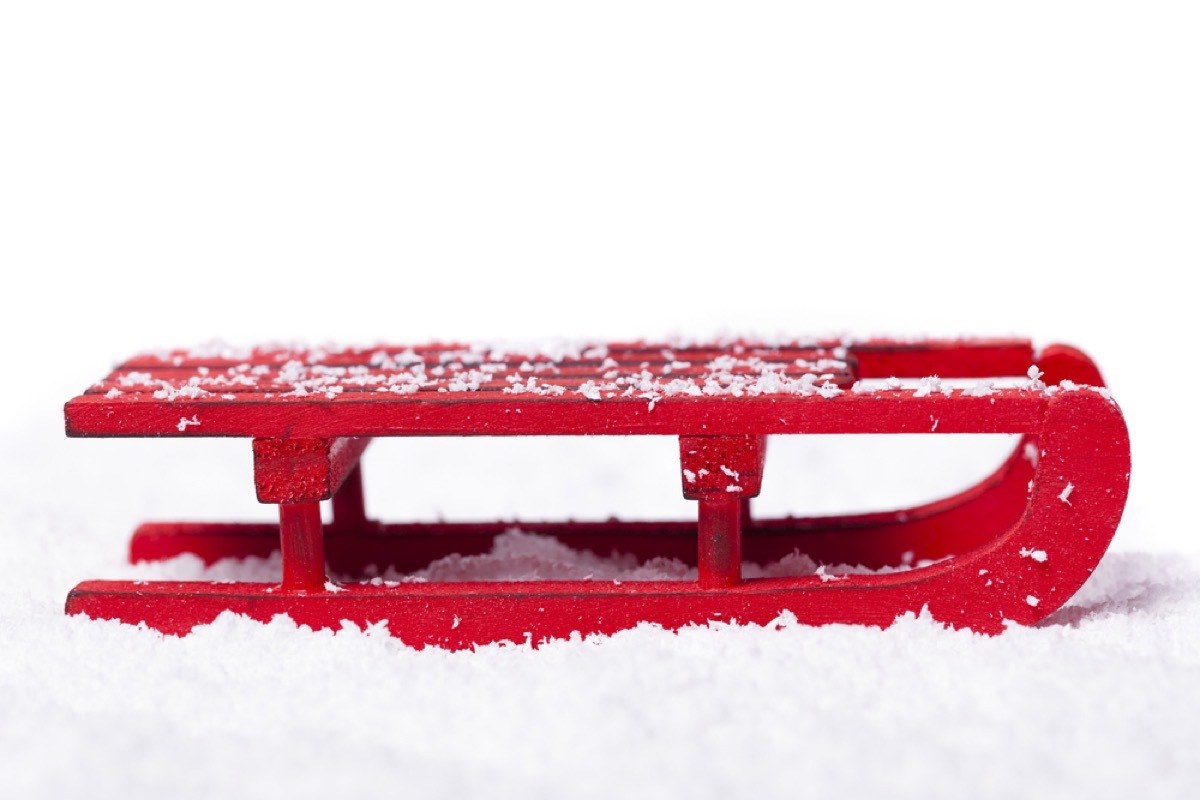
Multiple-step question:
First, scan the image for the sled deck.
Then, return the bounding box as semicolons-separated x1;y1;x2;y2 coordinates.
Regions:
63;338;1130;646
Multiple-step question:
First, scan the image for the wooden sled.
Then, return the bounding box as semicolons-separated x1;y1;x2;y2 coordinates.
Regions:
64;338;1130;647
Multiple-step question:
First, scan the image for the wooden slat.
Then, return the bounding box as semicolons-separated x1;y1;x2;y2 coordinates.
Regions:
83;343;859;405
113;340;852;369
851;339;1033;378
84;360;858;398
67;338;1047;439
65;390;1047;439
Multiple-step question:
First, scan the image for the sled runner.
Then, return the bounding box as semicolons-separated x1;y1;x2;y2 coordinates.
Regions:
64;338;1130;646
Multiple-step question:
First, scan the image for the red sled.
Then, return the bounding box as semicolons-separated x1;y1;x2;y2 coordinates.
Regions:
64;338;1130;647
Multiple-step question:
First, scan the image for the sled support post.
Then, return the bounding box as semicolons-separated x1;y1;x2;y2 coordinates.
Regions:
279;502;326;591
680;435;767;589
252;437;371;504
331;464;367;532
697;497;742;588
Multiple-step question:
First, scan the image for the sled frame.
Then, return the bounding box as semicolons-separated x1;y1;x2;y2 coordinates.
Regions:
63;339;1130;647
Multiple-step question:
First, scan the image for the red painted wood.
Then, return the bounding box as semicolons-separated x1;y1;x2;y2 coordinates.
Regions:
680;434;767;588
106;338;1028;371
679;435;766;499
253;437;369;503
111;341;854;370
330;464;368;532
68;385;1130;646
66;339;1130;646
85;361;858;392
67;338;1036;440
279;503;325;591
697;498;742;589
1036;343;1106;387
851;339;1034;378
64;391;1047;439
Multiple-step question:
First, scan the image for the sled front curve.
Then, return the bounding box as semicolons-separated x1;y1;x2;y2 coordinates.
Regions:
63;339;1131;646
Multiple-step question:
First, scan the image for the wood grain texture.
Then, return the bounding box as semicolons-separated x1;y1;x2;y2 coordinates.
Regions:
253;437;369;503
679;435;766;499
65;338;1040;438
64;392;1048;438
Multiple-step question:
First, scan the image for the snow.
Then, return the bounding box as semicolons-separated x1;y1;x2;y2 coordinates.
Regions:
577;380;602;400
913;376;953;397
1024;365;1048;393
814;564;845;583
152;383;213;401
